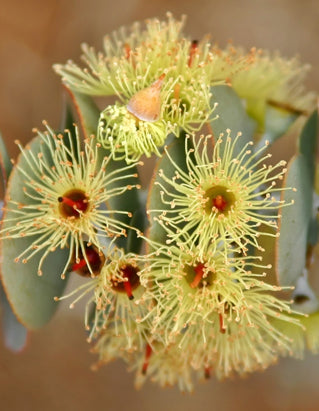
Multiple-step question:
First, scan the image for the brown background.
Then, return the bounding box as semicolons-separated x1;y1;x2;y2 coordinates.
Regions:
0;0;319;410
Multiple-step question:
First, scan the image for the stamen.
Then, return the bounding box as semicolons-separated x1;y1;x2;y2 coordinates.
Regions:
124;43;131;60
124;279;134;300
111;264;140;299
58;189;88;218
204;367;211;379
142;344;152;375
188;40;198;67
71;245;104;276
219;313;226;334
212;194;227;212
190;263;205;288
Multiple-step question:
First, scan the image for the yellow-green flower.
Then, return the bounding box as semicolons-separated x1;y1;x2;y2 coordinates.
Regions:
149;132;289;254
98;101;175;162
59;247;152;350
133;341;194;392
226;46;315;131
139;236;297;348
54;14;216;161
0;124;139;277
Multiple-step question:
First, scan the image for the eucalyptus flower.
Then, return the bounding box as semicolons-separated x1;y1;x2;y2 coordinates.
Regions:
58;247;152;350
54;14;216;161
226;46;315;130
0;123;140;277
149;132;290;254
139;235;297;345
133;341;194;392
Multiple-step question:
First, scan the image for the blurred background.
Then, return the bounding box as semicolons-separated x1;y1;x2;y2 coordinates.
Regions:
0;0;319;410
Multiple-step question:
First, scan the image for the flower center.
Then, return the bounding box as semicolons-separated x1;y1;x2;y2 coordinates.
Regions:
204;185;236;215
185;262;215;289
111;264;140;300
71;244;105;277
58;189;89;218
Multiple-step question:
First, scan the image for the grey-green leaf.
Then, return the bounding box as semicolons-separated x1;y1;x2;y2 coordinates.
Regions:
148;135;188;245
276;154;313;286
298;109;318;184
0;132;12;189
0;136;70;329
65;87;100;138
255;105;299;152
0;284;28;351
210;85;257;156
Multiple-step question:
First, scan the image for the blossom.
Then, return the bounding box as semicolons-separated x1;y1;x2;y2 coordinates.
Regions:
53;13;212;99
225;46;315;131
58;247;152;350
149;132;289;254
0;123;140;277
139;237;298;356
133;341;194;392
54;14;216;161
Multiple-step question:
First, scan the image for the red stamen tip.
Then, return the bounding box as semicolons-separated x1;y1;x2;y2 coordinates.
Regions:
204;367;211;379
71;258;87;271
190;263;205;288
213;195;227;212
124;280;134;300
142;344;152;375
219;313;226;334
188;40;199;67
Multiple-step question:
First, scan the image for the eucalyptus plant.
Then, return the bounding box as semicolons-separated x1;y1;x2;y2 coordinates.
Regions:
0;13;318;391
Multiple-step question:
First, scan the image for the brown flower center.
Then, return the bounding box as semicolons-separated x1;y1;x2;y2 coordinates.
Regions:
204;185;235;215
58;189;89;218
71;244;105;277
111;264;140;300
185;262;215;289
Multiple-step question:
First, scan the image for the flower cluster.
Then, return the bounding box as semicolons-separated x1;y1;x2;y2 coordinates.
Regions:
54;14;218;161
0;12;318;394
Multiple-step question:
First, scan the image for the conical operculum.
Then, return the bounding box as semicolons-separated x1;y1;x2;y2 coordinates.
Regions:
127;74;165;122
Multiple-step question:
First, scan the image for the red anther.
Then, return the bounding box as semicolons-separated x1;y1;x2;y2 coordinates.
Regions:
58;190;88;218
58;196;87;212
188;40;199;67
204;367;211;379
72;246;102;273
71;244;105;277
123;280;134;300
112;264;140;299
142;344;152;375
219;313;226;334
190;262;205;288
212;194;227;212
124;43;131;60
72;258;87;271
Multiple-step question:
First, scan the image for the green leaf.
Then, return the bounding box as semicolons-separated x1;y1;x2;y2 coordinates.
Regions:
64;87;100;138
210;85;257;156
0;284;28;351
298;109;318;185
0;136;70;329
0;132;13;190
276;154;313;286
255;105;299;152
126;208;146;254
147;135;188;245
